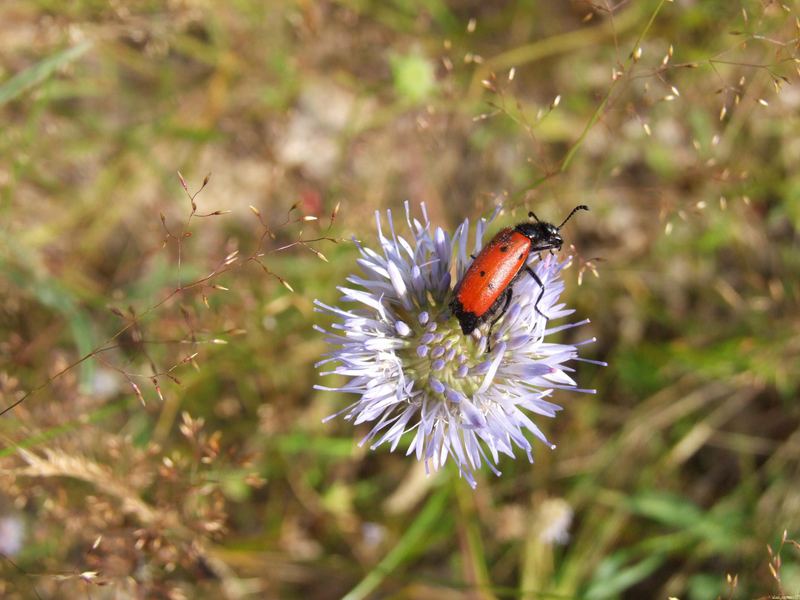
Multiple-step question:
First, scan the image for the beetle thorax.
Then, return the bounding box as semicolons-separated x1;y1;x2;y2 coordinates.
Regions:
514;222;562;249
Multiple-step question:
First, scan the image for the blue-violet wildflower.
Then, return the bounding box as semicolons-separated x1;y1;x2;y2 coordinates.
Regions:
315;203;601;488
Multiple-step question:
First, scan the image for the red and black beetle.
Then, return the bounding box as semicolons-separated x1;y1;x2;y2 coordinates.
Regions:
449;205;588;342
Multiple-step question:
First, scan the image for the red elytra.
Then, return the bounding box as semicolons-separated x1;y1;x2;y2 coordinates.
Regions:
449;206;589;343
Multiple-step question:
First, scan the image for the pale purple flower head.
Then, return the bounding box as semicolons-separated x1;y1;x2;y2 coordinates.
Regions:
315;203;602;488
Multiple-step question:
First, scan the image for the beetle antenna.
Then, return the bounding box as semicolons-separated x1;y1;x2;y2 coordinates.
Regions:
558;205;589;229
528;211;540;223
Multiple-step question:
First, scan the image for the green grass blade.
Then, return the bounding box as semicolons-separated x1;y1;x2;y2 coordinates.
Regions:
0;39;92;106
0;248;97;392
342;485;450;600
585;553;666;600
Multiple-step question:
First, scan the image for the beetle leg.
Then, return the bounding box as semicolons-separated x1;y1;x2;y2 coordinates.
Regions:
486;288;513;352
524;266;548;319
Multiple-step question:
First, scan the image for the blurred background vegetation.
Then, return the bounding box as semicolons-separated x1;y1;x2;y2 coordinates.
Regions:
1;0;799;598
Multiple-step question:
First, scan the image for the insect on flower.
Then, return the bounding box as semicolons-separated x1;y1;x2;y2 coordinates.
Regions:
315;203;603;488
450;205;589;348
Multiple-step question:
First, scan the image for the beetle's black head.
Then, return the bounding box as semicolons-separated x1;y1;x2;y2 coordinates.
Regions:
516;204;589;251
514;221;562;250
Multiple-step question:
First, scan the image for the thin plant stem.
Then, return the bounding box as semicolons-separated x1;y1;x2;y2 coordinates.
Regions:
456;479;497;600
560;0;668;174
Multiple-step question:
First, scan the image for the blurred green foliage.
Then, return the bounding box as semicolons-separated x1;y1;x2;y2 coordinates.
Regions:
1;0;799;598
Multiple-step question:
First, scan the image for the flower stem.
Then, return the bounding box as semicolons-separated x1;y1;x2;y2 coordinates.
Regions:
455;479;497;600
520;521;554;598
